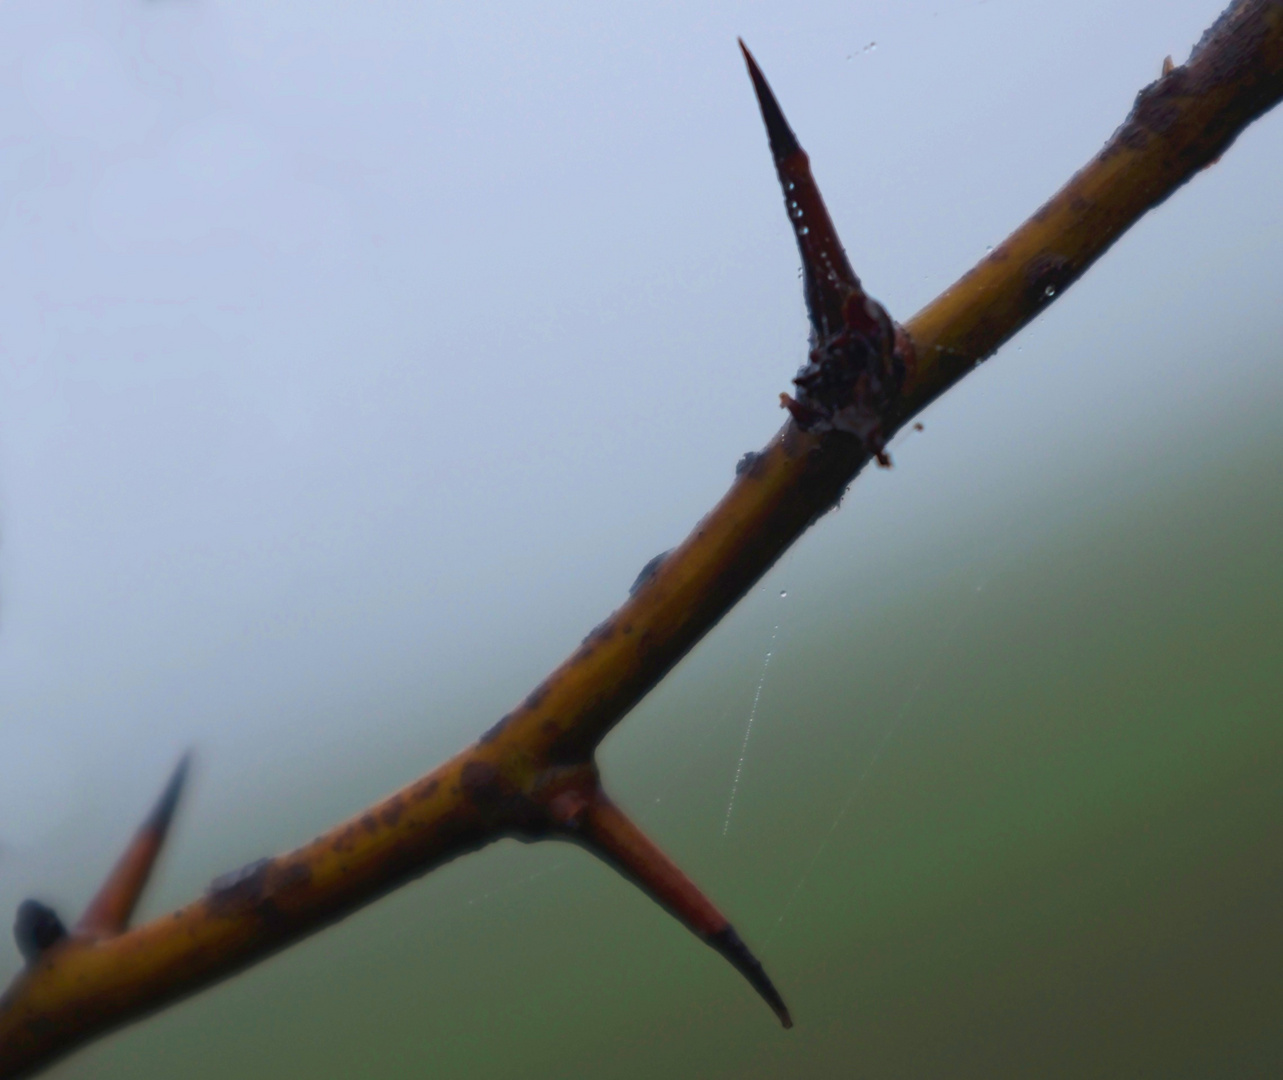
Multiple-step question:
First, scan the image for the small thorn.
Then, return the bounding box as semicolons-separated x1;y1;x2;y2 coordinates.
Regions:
560;786;792;1027
14;899;67;964
78;751;193;936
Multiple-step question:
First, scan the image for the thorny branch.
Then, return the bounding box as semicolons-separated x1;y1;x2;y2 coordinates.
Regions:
3;1;1282;1075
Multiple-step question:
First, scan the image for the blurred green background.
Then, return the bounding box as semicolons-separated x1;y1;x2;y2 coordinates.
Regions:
50;386;1283;1079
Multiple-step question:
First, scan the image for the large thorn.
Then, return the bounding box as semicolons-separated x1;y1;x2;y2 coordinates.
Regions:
739;39;863;342
739;40;906;460
77;752;192;937
548;781;792;1028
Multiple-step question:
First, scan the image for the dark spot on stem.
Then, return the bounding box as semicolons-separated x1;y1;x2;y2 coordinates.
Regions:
630;550;672;596
479;713;512;744
1122;124;1150;151
1025;252;1073;308
580;619;615;647
1132;75;1184;137
207;858;271;914
254;897;289;933
380;798;405;828
276;862;312;892
460;760;542;832
460;761;505;805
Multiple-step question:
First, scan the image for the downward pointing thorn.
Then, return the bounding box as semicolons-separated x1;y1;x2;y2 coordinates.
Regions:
553;782;792;1027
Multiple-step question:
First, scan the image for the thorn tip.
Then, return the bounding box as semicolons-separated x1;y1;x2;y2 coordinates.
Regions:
146;750;193;833
568;786;792;1026
709;925;793;1028
739;41;802;162
77;751;194;936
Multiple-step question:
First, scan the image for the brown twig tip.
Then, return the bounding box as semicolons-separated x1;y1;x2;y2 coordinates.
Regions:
739;40;801;162
561;786;792;1026
77;752;193;937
